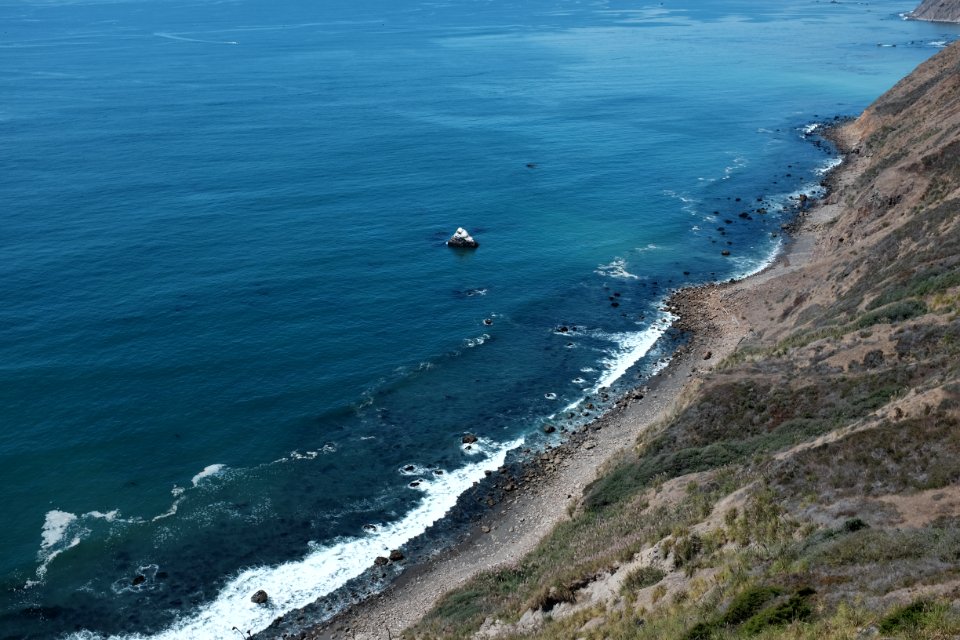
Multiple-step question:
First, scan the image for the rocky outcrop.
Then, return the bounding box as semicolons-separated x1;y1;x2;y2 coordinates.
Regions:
909;0;960;22
446;227;479;248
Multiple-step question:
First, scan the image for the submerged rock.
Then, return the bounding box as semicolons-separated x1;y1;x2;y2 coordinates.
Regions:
447;227;479;248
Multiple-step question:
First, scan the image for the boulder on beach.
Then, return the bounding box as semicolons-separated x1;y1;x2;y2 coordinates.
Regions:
389;549;405;562
447;227;479;248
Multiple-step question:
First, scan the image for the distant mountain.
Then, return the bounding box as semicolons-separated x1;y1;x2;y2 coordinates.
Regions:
910;0;960;22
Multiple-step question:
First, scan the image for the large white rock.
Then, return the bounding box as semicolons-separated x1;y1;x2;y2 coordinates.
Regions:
447;227;479;248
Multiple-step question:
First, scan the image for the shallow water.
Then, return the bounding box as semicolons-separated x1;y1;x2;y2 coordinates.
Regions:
0;0;956;637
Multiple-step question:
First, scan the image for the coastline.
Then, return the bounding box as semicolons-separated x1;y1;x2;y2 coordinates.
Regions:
258;129;859;640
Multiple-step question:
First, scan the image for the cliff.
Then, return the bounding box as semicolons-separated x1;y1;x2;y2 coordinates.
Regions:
909;0;960;22
406;41;960;640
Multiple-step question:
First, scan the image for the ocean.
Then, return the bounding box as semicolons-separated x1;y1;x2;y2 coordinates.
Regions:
0;0;956;637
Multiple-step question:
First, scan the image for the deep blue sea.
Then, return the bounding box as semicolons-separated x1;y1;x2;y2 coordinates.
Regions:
1;0;957;637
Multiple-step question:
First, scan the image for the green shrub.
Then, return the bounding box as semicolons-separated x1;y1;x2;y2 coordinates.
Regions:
868;269;960;309
878;599;938;633
741;591;814;634
856;299;927;328
673;534;703;569
621;565;666;593
681;620;718;640
721;586;783;625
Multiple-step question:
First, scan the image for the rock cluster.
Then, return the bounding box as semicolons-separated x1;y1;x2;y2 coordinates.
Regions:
446;227;479;248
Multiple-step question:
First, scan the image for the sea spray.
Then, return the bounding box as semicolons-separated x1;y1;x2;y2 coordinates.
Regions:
64;438;522;640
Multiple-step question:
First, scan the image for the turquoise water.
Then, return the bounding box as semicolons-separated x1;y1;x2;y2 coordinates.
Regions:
0;0;956;637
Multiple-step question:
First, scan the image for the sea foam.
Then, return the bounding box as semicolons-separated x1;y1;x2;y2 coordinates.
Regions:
595;257;640;280
592;312;675;392
191;464;226;487
33;510;122;584
66;438;521;640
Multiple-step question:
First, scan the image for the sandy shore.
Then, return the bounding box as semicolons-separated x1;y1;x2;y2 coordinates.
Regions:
262;129;860;640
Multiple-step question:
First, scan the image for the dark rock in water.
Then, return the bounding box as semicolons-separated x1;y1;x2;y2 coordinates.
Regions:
389;549;405;562
543;424;556;434
526;162;537;168
251;590;269;604
462;434;478;444
433;469;444;475
447;227;479;248
483;318;493;326
403;464;415;472
132;575;146;586
374;556;389;567
721;250;731;256
362;523;378;532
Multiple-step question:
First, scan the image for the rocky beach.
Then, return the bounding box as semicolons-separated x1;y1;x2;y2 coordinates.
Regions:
267;39;960;640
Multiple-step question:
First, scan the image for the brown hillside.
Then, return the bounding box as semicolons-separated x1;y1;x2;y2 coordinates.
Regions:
910;0;960;23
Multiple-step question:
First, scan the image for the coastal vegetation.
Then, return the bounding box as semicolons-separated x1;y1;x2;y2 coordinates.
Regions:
404;41;960;640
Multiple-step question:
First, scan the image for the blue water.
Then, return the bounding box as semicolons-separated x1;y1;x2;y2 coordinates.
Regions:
1;0;957;636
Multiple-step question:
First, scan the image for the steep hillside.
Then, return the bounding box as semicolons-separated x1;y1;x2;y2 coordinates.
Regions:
406;42;960;640
910;0;960;22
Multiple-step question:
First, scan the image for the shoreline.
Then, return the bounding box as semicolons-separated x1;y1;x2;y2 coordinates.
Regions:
259;130;857;640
